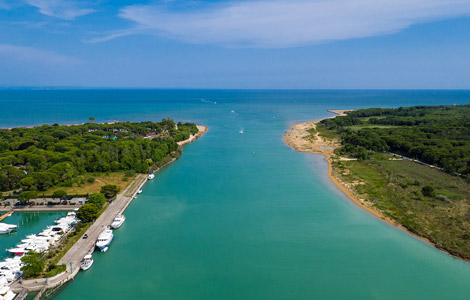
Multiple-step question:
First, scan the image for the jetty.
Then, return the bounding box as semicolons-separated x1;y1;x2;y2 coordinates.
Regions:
0;210;13;221
10;125;208;294
10;174;147;292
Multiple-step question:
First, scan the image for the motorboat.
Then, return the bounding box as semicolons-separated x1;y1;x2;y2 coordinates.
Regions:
239;129;244;134
148;172;155;180
137;189;143;194
96;227;114;252
80;254;93;271
111;214;125;229
0;224;17;234
0;285;15;300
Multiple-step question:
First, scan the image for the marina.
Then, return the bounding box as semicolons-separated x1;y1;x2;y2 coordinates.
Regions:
5;125;208;296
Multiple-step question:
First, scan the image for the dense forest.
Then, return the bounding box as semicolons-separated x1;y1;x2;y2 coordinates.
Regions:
319;105;470;176
0;119;198;192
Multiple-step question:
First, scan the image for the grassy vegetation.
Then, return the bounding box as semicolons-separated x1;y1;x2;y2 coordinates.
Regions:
320;111;470;259
304;127;317;141
46;172;134;196
335;154;470;258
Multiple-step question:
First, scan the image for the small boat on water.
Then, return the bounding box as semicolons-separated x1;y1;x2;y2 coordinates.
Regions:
111;214;125;229
96;227;113;252
239;129;244;134
0;224;17;235
137;189;143;194
148;172;155;180
80;254;93;271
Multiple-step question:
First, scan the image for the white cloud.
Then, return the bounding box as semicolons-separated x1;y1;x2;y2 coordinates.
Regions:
103;0;470;48
25;0;95;20
0;44;80;65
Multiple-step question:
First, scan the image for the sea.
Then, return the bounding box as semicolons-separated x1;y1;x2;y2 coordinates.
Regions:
1;90;470;299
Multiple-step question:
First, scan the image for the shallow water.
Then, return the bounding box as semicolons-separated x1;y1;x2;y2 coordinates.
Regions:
1;90;470;299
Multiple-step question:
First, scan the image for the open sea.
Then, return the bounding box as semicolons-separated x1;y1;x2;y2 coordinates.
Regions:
1;90;470;299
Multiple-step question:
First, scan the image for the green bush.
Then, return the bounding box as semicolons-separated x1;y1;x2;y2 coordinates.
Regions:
45;264;66;278
125;170;135;177
100;184;119;199
87;177;95;183
422;186;435;197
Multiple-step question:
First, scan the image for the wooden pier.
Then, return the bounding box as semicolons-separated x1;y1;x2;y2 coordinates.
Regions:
0;210;13;221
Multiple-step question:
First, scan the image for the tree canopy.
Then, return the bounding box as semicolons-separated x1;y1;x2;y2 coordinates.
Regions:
319;105;470;176
21;250;45;278
88;193;106;208
0;119;198;192
76;203;99;223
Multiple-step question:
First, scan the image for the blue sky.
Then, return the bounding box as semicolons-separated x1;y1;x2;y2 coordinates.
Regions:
0;0;470;88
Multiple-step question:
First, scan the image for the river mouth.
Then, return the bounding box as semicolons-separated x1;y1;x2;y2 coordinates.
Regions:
2;90;470;299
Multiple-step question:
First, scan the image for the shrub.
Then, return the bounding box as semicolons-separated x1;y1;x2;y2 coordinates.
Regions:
45;264;66;278
421;186;435;197
87;177;95;184
100;184;119;199
125;170;135;177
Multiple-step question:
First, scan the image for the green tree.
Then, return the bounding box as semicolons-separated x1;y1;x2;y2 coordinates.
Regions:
88;193;106;208
18;191;38;203
21;250;44;278
76;203;99;223
100;184;119;199
20;176;37;191
52;190;67;198
89;117;96;122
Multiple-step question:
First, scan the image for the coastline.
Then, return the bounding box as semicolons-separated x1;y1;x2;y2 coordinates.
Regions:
10;124;208;294
284;112;444;255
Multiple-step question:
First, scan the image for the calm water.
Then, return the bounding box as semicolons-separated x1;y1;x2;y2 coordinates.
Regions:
0;212;66;259
1;90;470;299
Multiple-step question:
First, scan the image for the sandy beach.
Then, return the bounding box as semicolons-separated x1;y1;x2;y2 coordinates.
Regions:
178;125;208;147
284;110;440;249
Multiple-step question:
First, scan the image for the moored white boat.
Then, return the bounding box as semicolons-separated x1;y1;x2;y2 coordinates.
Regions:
111;214;125;229
0;224;17;235
0;285;15;300
80;254;93;271
148;172;155;180
96;227;113;252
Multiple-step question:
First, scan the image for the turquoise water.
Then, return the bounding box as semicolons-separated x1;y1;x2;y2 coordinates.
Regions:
0;212;66;259
1;90;470;299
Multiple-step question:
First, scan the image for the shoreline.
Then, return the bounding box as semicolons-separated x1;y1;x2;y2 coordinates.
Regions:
283;111;455;259
10;124;208;293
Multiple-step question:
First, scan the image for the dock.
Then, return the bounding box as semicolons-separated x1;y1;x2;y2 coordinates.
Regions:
0;210;13;221
10;174;147;292
9;125;208;293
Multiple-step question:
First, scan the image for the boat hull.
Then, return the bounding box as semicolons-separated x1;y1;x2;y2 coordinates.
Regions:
80;260;93;271
96;235;113;252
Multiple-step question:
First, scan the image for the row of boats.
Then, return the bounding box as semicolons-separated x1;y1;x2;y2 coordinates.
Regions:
0;210;78;300
80;213;126;271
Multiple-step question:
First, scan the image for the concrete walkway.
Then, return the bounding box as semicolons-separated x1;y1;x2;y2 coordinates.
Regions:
10;174;147;292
